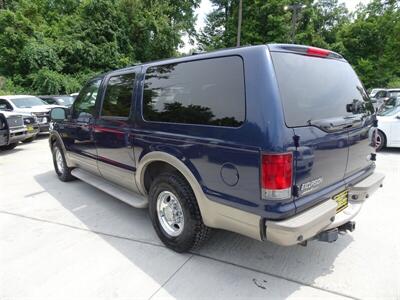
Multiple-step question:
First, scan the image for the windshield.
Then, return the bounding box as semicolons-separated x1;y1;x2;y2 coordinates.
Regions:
271;52;374;127
388;91;400;98
10;97;48;108
55;96;74;105
379;106;400;116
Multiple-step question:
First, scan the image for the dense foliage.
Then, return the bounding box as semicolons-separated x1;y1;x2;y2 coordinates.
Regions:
0;0;200;94
0;0;399;94
198;0;400;89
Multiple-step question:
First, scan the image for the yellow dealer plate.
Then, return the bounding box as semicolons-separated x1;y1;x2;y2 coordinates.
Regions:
333;190;348;213
27;124;34;132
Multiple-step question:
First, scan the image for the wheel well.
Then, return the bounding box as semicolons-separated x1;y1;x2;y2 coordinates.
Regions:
378;129;387;146
143;161;182;193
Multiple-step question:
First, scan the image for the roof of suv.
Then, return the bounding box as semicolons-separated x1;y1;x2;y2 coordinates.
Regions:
114;44;345;75
0;95;39;100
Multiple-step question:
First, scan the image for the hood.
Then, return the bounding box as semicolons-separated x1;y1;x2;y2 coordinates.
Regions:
14;105;61;113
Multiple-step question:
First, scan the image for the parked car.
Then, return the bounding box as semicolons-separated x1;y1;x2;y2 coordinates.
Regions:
375;106;400;151
39;95;75;107
49;44;384;252
21;113;40;143
0;95;58;133
0;111;28;150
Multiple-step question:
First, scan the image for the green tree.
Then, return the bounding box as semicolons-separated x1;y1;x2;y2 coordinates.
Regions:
0;0;199;94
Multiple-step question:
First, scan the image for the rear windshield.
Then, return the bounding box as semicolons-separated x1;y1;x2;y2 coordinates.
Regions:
271;52;373;127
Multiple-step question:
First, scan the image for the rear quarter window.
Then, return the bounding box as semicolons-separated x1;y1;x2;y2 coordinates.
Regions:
142;56;245;127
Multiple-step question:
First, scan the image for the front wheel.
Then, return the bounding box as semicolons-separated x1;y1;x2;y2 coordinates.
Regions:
0;143;18;151
375;130;386;151
52;142;75;182
148;173;211;253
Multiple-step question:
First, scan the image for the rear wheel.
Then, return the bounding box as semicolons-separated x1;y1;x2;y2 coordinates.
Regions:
148;172;211;252
375;130;386;151
0;143;18;151
52;142;74;181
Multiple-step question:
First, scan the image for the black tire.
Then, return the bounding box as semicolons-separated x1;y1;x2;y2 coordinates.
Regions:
148;172;211;253
375;130;386;152
52;142;75;182
22;135;36;143
0;143;18;151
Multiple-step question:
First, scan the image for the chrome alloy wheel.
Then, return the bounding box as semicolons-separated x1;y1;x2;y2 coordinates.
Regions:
55;147;65;174
156;191;184;237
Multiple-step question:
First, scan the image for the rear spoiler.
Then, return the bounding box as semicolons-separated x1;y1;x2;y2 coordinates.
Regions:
268;44;344;60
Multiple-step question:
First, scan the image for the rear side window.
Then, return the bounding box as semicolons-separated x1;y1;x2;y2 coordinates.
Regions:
271;52;373;127
102;73;135;117
0;99;13;110
143;56;245;127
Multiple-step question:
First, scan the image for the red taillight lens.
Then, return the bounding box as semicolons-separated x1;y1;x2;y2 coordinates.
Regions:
262;153;293;190
306;47;330;57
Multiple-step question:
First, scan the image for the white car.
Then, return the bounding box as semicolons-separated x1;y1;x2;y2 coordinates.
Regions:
0;95;61;133
376;106;400;150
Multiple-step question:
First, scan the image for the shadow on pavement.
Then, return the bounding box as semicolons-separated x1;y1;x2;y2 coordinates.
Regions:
0;147;24;156
379;147;400;154
34;170;352;299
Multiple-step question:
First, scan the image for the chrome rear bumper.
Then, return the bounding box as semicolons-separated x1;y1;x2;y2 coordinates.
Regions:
265;172;385;246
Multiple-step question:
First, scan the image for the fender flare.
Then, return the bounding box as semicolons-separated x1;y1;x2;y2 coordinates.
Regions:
135;151;262;240
49;131;75;168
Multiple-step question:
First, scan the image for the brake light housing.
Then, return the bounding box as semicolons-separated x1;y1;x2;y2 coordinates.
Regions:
261;153;293;200
306;47;330;57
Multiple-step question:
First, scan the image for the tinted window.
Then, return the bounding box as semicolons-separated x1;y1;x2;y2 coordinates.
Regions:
0;99;13;110
42;98;57;105
143;56;245;127
102;73;135;117
72;78;101;120
271;52;373;127
375;91;387;98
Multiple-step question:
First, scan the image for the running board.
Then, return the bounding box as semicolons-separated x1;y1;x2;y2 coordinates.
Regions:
71;168;148;208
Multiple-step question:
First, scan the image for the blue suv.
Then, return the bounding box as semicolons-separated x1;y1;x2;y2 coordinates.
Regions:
49;44;385;252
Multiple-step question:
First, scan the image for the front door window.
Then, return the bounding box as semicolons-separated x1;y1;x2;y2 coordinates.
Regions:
72;79;101;121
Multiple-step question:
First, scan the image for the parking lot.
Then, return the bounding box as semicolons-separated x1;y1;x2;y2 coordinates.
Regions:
0;136;399;300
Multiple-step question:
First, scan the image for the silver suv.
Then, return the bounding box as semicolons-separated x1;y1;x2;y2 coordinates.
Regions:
0;111;28;150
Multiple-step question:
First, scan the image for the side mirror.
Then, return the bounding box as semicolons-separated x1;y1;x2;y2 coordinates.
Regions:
50;107;68;121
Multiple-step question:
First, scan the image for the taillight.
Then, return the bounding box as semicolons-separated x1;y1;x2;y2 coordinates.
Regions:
261;153;293;200
306;47;330;57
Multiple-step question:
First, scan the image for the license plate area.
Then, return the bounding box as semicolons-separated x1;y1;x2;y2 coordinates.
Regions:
333;190;348;213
